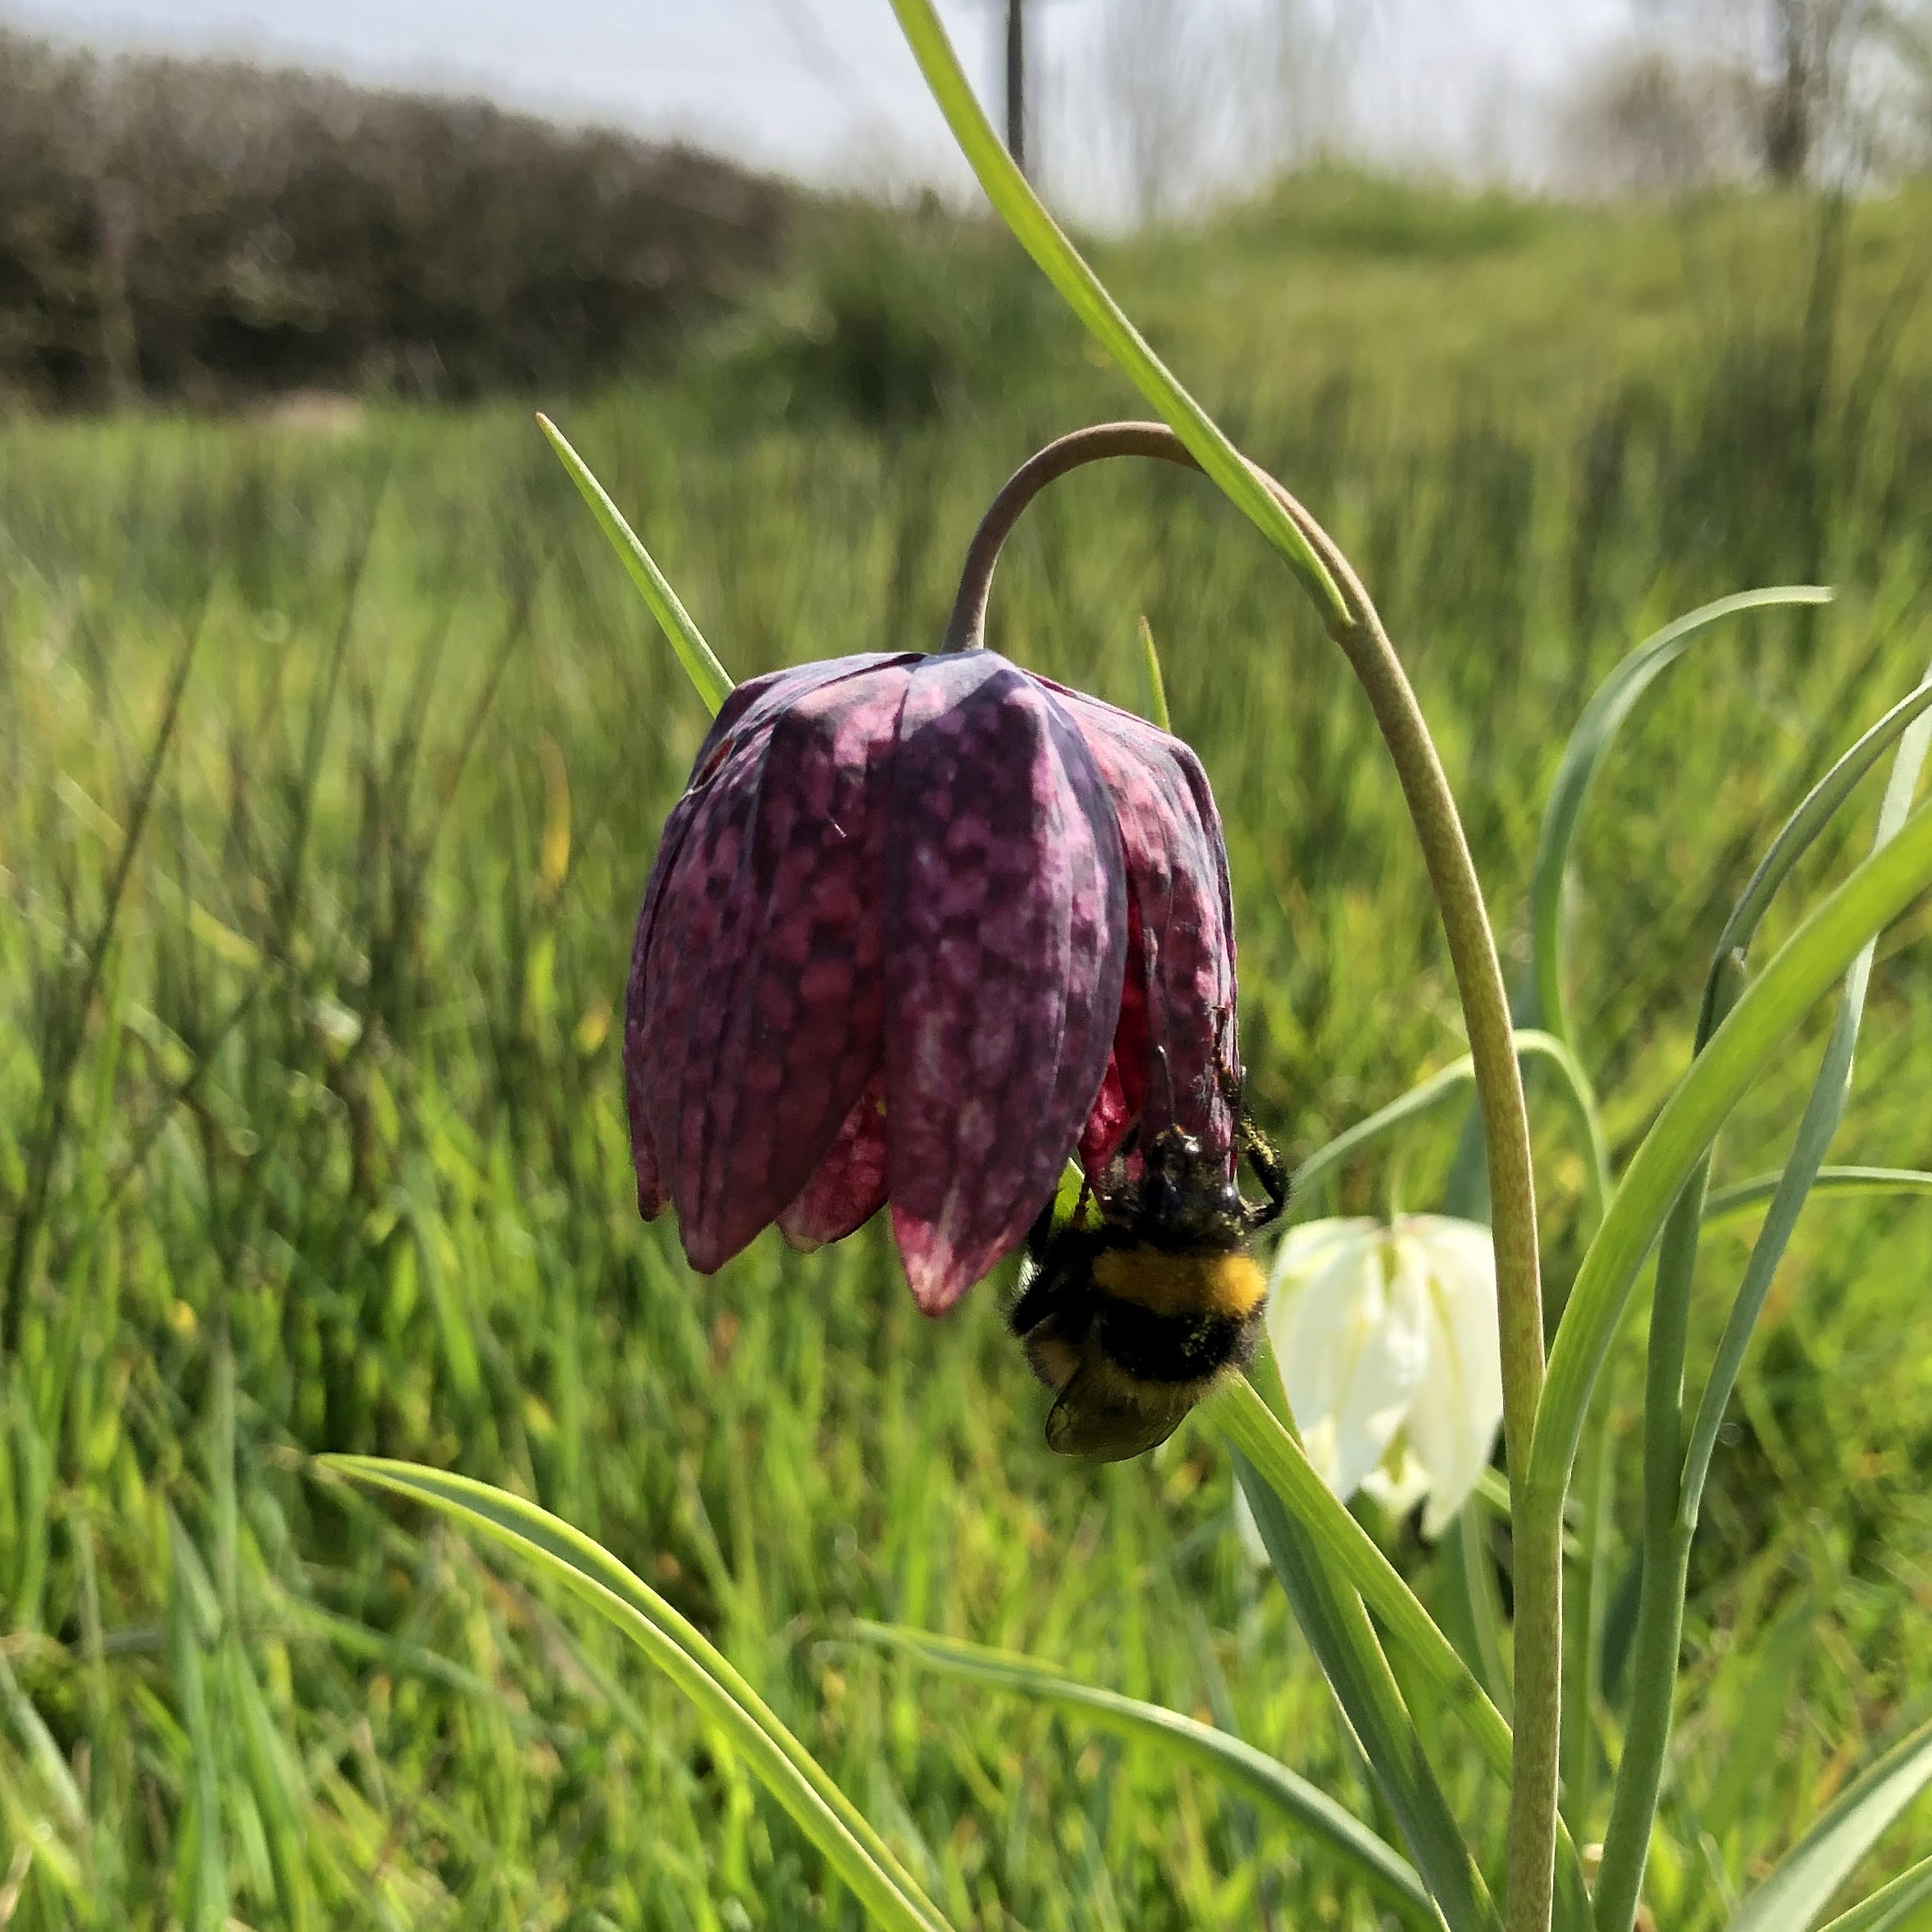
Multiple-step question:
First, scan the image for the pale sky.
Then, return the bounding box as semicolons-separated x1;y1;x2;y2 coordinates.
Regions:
8;0;1633;216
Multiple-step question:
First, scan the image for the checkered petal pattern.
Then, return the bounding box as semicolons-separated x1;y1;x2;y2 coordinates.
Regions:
624;649;1242;1310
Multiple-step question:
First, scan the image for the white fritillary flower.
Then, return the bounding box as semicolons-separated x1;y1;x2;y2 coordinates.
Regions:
1239;1214;1503;1552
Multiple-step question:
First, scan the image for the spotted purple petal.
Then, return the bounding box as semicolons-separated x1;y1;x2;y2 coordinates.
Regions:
626;654;919;1269
1051;685;1242;1173
881;655;1128;1313
777;1070;889;1249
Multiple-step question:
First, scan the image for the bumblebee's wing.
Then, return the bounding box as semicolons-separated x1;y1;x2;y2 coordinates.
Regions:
1044;1362;1191;1463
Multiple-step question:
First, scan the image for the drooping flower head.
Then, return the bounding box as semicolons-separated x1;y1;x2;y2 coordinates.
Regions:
623;649;1242;1313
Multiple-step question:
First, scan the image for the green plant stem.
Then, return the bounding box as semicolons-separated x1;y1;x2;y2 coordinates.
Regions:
941;415;1553;1931
1597;666;1932;1931
1529;795;1932;1510
895;4;1547;1902
1264;472;1556;1932
1590;1170;1707;1932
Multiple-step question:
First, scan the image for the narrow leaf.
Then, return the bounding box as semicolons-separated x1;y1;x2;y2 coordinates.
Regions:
1295;1029;1608;1221
1212;1376;1512;1774
850;1621;1433;1925
537;413;734;716
1235;1451;1489;1932
1531;797;1932;1504
1138;616;1173;732
1816;1852;1932;1932
1729;1719;1932;1932
1526;586;1831;1050
1214;1370;1593;1930
324;1456;950;1932
1705;677;1932;1017
886;0;1346;627
1702;1166;1932;1226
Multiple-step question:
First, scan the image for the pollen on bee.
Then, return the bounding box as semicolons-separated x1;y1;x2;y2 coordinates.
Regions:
1090;1249;1267;1320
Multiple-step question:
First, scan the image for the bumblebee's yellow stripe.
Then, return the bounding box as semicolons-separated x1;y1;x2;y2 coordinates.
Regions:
1090;1249;1266;1320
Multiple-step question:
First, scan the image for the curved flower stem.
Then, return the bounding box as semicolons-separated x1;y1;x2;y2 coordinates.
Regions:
949;422;1556;1932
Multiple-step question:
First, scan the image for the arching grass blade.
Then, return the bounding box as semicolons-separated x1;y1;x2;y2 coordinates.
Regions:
1526;587;1832;1051
1234;1448;1492;1932
1530;796;1932;1508
1726;1719;1932;1932
1295;1029;1608;1224
1701;677;1932;1039
886;0;1345;627
1214;1370;1593;1931
1815;1852;1932;1932
1702;1166;1932;1225
850;1621;1434;1926
323;1457;951;1932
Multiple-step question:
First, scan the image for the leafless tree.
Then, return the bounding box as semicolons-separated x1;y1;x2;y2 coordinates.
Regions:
1638;0;1911;180
1098;0;1214;226
1556;42;1757;194
1244;0;1365;171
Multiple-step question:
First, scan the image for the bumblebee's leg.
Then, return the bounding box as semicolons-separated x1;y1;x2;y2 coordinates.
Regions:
1238;1109;1290;1231
1023;1190;1059;1265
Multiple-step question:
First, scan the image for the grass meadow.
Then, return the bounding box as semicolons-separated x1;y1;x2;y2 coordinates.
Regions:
4;174;1932;1928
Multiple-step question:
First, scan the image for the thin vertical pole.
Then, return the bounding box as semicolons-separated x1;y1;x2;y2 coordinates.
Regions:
1005;0;1027;176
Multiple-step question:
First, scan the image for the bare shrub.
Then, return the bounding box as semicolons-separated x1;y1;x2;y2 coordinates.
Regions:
0;30;790;407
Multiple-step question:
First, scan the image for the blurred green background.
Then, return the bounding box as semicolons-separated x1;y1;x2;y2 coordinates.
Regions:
5;16;1932;1929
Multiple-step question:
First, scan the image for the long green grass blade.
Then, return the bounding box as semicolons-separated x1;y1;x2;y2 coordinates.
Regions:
886;0;1345;627
1213;1373;1593;1930
850;1620;1433;1925
169;1519;230;1932
1234;1451;1488;1932
536;412;734;716
1294;1028;1608;1223
1213;1376;1511;1771
0;1640;84;1836
325;1456;951;1932
1138;615;1173;732
1727;1720;1932;1932
225;1637;316;1932
1815;1852;1932;1932
1682;668;1932;1524
1526;587;1832;1050
1702;1166;1932;1225
1704;678;1932;1017
1530;795;1932;1506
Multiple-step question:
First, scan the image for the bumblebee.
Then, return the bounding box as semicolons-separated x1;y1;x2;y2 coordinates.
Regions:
1009;1111;1288;1461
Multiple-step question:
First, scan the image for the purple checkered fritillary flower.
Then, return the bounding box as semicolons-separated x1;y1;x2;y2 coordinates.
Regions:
624;649;1243;1313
